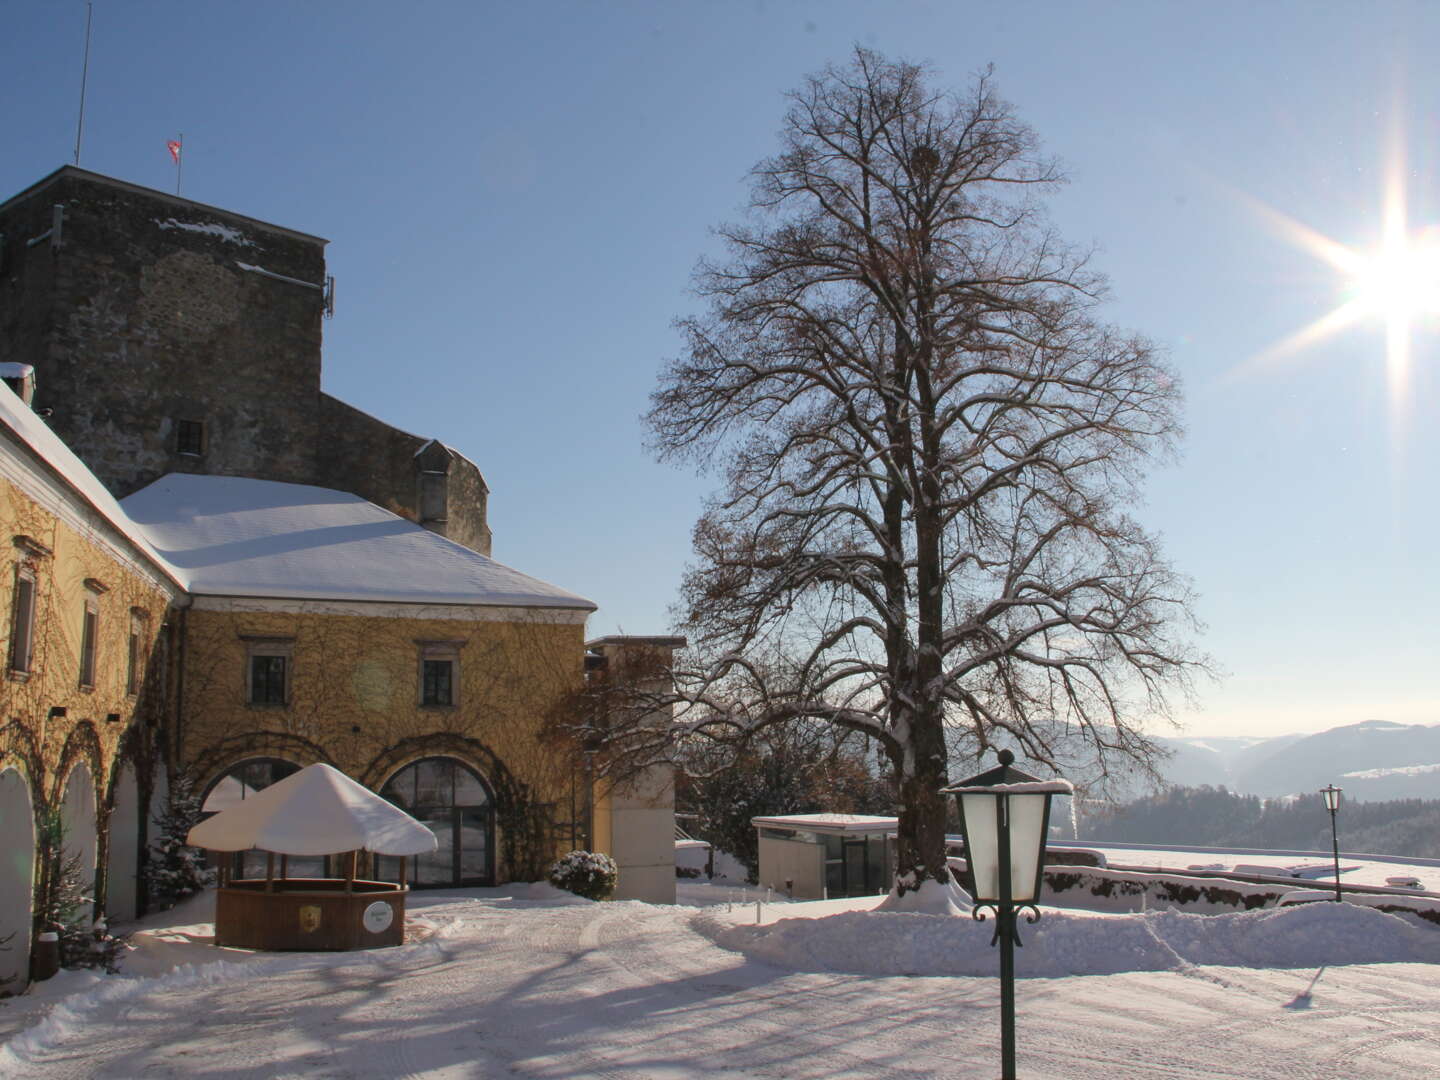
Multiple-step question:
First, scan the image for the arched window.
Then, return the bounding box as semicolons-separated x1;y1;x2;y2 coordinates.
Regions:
380;758;493;887
201;758;299;813
201;759;321;879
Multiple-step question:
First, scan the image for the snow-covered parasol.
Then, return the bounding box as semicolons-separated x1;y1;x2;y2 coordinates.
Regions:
188;762;437;856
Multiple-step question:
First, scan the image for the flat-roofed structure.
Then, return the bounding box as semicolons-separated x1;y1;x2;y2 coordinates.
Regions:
752;813;897;900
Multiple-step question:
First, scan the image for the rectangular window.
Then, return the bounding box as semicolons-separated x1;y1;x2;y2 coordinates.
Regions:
421;659;453;706
243;636;294;707
78;599;99;688
176;419;205;457
419;472;448;522
250;654;288;705
126;611;145;695
9;568;36;675
416;639;463;707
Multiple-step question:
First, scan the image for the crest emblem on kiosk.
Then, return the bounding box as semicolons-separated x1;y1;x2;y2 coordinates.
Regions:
299;905;323;933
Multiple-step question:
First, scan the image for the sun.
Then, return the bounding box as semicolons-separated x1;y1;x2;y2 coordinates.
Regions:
1240;146;1439;405
1348;230;1440;327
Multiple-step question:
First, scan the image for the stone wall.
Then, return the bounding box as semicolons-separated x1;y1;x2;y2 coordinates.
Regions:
0;168;492;553
0;169;326;498
316;394;491;555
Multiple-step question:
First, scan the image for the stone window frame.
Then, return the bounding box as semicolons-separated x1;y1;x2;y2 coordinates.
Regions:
416;639;464;709
78;596;100;690
77;577;108;691
126;607;149;696
8;562;39;680
243;635;294;708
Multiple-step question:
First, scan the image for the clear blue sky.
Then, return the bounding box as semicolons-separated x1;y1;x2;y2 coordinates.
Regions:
4;2;1438;739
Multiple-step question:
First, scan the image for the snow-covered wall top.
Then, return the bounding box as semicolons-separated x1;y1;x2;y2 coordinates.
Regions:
122;473;595;610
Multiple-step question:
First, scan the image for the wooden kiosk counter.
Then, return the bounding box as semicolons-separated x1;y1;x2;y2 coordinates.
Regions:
190;763;437;952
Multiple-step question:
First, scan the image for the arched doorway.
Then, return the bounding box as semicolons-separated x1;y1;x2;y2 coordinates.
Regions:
379;758;494;887
200;759;320;878
106;764;141;922
0;767;35;989
61;762;98;913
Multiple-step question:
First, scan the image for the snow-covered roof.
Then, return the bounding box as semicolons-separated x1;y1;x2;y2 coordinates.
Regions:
121;473;596;610
187;763;437;856
752;813;899;835
0;379;184;588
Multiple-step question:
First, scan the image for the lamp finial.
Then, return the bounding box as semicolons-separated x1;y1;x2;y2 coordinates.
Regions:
997;749;1014;766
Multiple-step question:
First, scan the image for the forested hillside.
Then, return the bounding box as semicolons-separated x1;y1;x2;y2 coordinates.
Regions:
1078;786;1440;859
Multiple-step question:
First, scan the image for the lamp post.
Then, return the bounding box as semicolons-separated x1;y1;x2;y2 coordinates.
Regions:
1320;784;1343;902
942;750;1072;1080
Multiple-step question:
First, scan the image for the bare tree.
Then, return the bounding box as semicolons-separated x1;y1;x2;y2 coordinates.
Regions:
645;50;1206;900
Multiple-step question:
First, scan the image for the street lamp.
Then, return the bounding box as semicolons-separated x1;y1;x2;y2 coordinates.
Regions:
942;750;1073;1080
1320;784;1343;902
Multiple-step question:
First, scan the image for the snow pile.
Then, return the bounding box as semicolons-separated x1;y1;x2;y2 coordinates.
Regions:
875;876;971;916
702;901;1440;977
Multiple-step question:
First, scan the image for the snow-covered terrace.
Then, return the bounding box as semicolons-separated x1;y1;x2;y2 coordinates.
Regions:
5;880;1440;1078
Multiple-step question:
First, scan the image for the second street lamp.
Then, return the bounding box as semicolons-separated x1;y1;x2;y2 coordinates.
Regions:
1320;784;1343;902
942;750;1073;1080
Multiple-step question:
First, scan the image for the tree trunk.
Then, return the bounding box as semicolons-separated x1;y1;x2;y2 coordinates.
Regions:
892;704;952;893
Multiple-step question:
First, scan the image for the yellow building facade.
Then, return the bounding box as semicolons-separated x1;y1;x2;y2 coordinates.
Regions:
1;381;181;989
3;381;678;994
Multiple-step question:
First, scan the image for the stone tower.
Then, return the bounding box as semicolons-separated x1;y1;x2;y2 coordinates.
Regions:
0;167;491;554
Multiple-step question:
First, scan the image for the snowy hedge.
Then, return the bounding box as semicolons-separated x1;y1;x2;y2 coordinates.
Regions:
1042;867;1286;913
548;851;618;901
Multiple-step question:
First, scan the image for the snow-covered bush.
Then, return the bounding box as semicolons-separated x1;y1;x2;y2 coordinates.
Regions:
548;850;618;900
144;772;215;910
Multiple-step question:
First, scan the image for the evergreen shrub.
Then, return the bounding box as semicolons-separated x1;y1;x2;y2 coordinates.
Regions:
548;850;618;900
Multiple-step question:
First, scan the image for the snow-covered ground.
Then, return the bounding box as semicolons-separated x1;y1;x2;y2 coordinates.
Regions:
3;881;1439;1078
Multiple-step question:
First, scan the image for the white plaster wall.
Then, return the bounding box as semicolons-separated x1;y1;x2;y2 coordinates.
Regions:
758;837;826;900
61;762;98;909
607;764;676;904
0;767;35;989
106;764;140;922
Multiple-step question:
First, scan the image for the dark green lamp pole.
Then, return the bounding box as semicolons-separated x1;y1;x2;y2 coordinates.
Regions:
942;750;1072;1080
1320;784;1343;902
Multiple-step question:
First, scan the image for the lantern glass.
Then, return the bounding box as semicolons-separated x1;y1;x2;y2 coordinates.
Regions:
1007;793;1048;902
1320;785;1342;813
960;793;1000;901
959;791;1051;905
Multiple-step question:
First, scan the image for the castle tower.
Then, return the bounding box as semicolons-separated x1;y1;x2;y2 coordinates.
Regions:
0;167;491;555
0;167;328;496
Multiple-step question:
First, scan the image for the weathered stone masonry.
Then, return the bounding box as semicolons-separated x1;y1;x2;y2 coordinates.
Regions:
0;167;491;555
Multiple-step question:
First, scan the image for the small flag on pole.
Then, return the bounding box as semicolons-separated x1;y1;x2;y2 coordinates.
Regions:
167;139;182;165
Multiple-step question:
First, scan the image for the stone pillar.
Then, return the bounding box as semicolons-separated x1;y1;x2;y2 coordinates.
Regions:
585;636;685;905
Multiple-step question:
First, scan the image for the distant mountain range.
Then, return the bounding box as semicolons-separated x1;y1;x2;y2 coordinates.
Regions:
1152;720;1440;803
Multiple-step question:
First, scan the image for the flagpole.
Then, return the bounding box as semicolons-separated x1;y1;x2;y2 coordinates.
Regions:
73;1;93;165
175;134;183;197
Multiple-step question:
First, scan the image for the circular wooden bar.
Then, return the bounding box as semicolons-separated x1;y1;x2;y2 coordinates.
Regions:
215;879;407;950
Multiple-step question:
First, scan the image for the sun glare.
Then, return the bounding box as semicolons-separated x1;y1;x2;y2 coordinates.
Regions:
1239;137;1439;409
1349;233;1440;325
